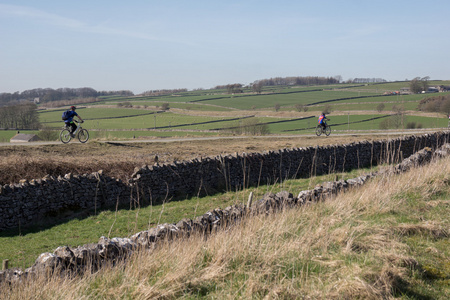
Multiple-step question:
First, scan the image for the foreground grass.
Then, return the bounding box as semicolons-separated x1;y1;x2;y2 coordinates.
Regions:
2;157;449;299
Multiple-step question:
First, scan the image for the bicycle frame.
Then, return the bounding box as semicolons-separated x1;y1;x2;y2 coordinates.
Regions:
315;123;331;136
71;121;82;135
61;120;89;143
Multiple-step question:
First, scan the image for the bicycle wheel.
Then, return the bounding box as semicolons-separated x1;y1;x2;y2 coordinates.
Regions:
60;129;72;144
324;125;331;136
315;125;323;136
78;129;89;143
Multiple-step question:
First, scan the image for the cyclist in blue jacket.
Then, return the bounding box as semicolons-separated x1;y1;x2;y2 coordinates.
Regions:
64;106;84;137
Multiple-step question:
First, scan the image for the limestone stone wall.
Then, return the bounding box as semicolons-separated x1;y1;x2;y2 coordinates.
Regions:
1;132;449;232
129;132;449;203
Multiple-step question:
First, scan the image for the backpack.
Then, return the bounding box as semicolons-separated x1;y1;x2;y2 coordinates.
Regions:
62;110;70;121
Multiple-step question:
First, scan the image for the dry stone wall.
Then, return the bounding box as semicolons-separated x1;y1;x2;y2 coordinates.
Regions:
2;143;449;285
1;132;449;232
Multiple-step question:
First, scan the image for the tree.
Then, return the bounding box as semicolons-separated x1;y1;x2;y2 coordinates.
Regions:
322;104;332;114
252;81;263;94
421;76;430;92
410;77;429;94
295;104;304;112
161;103;170;111
274;103;281;112
0;103;40;129
226;84;243;94
376;103;385;112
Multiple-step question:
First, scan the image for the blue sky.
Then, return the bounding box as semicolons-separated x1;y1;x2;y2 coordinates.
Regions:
1;0;449;94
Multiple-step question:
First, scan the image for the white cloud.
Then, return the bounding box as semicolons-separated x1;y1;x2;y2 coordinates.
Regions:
0;4;190;44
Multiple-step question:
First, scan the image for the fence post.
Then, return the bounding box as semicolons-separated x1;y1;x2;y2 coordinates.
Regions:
2;259;9;270
247;192;253;208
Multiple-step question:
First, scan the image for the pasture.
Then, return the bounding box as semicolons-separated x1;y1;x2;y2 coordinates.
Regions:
1;80;446;142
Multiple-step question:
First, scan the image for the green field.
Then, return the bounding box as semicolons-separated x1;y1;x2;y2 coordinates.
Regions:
4;81;449;142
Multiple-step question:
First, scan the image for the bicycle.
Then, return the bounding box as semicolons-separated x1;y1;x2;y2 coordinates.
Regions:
60;120;89;144
315;123;331;136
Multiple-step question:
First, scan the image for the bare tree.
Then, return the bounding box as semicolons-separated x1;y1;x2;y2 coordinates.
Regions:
252;81;263;94
0;103;39;129
322;104;332;114
161;103;170;111
295;104;304;112
376;103;385;112
274;103;281;112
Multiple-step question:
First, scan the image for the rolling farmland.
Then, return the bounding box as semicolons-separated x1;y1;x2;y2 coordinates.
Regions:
2;81;449;142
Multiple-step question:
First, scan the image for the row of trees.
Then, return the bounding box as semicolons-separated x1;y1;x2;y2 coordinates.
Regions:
215;76;344;95
253;76;340;87
351;78;387;83
141;89;188;96
213;84;244;94
0;103;40;129
0;88;134;106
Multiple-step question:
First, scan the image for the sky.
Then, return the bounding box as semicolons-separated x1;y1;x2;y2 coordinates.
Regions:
1;0;449;94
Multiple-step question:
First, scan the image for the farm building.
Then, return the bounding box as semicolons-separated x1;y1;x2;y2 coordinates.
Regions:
10;133;41;143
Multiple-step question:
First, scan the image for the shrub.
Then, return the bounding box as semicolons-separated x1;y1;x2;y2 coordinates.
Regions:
295;104;304;112
117;102;133;108
379;118;390;130
231;118;269;136
418;94;450;114
274;104;281;112
38;126;59;141
161;103;170;111
376;103;385;112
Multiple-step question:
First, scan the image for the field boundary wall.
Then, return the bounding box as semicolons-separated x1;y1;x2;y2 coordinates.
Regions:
1;132;449;231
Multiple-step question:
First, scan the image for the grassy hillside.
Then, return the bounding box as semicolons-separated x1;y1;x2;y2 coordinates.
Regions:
2;153;448;299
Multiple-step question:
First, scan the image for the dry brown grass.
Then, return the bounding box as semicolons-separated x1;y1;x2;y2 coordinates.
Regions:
3;155;448;299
